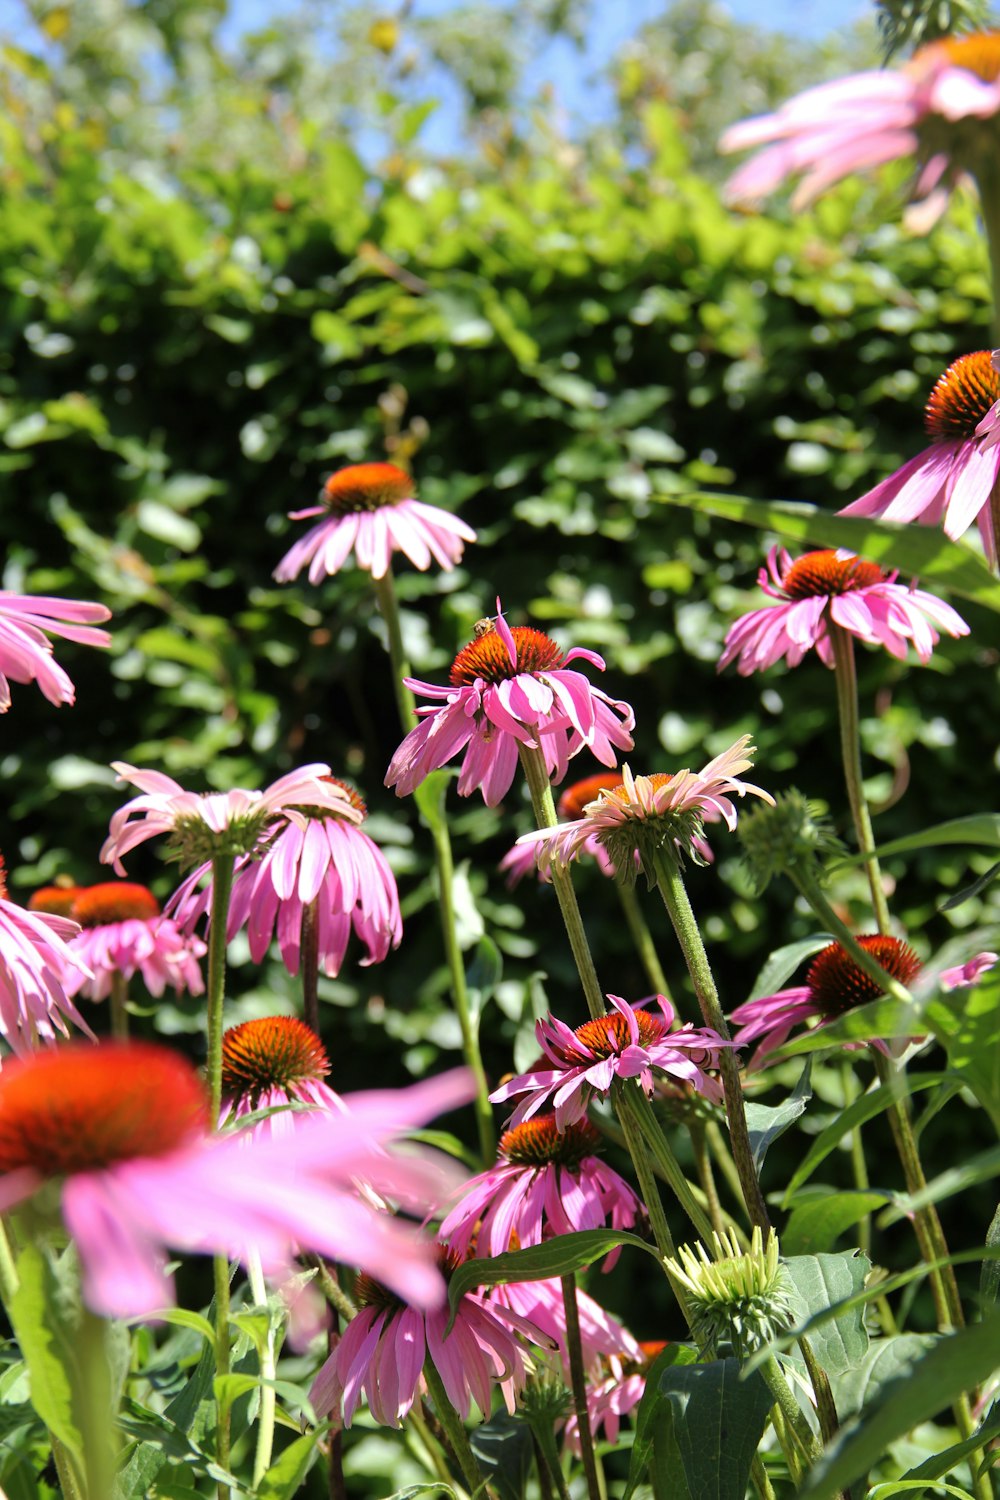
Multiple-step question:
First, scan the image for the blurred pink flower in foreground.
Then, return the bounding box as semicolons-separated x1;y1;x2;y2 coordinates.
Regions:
490;993;729;1129
0;591;110;711
0;1040;472;1317
386;603;634;807
273;462;476;583
0;857;93;1059
730;936;997;1068
50;882;205;1003
220;1015;344;1138
169;777;400;977
439;1113;642;1265
721;31;1000;218
840;350;1000;565
718;548;968;675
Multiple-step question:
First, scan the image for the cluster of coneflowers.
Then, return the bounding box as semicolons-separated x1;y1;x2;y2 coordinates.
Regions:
2;18;1000;1495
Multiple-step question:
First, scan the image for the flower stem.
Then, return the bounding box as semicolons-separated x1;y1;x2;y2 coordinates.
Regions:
109;970;129;1040
204;853;236;1498
528;1423;571;1500
375;564;494;1164
628;1091;717;1243
841;1061;871;1256
301;895;320;1035
975;160;1000;350
759;1354;821;1467
790;871;914;1006
651;849;770;1232
561;1274;602;1500
616;882;673;1002
750;1453;778;1500
421;1355;498;1500
247;1252;278;1488
688;1119;726;1238
829;625;891;935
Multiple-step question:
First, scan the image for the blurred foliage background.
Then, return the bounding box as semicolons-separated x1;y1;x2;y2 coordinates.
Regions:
1;0;999;1486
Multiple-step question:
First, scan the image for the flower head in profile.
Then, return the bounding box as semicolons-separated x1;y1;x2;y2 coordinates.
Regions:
517;737;772;882
730;935;997;1068
490;993;729;1130
169;777;400;977
0;591;111;712
0;857;93;1059
386;604;634;808
309;1245;544;1428
220;1016;344;1137
665;1227;795;1359
51;882;206;1004
562;1340;664;1456
0;1040;472;1317
718;547;969;677
438;1113;642;1266
273;461;476;583
840;350;1000;564
721;31;1000;221
101;763;362;874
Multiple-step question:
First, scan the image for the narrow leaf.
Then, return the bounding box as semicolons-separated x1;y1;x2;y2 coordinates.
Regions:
923;974;1000;1134
834;815;1000;863
745;1061;812;1174
447;1231;661;1316
8;1243;86;1483
747;937;832;1003
255;1430;324;1500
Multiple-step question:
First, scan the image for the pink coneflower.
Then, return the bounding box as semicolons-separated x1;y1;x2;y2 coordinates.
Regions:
501;772;622;886
517;737;772;879
220;1016;343;1136
721;31;1000;218
0;857;93;1059
438;1114;642;1265
101;763;362;874
562;1341;663;1455
310;1247;542;1428
386;605;635;808
730;936;997;1068
0;590;111;711
840;351;1000;565
0;1040;472;1317
273;462;476;583
718;548;969;676
169;778;400;977
56;882;206;1003
490;993;729;1130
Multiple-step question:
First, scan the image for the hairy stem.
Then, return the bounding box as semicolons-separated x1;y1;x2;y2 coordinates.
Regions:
829;625;891;934
561;1274;602;1500
421;1356;498;1500
205;854;236;1497
247;1252;278;1487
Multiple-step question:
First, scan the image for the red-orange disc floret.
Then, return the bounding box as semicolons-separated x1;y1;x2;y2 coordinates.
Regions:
221;1016;331;1104
806;935;922;1019
924;351;1000;443
355;1243;462;1312
322;462;414;514
318;775;367;817
781;551;886;600
571;1009;666;1059
0;1042;209;1176
28;884;85;917
929;30;1000;84
71;882;160;928
449;626;564;687
499;1113;600;1169
558;772;621;821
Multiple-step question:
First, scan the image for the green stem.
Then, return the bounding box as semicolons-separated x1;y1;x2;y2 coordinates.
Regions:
309;1257;358;1322
561;1275;602;1500
205;853;236;1498
376;564;494;1164
841;1061;871;1257
421;1355;497;1500
109;970;129;1040
628;1091;717;1243
797;1334;840;1450
651;849;770;1232
759;1354;821;1466
829;625;891;935
616;882;673;1002
51;1437;87;1500
790;871;913;1006
248;1252;278;1488
0;1218;18;1304
406;1402;460;1491
689;1119;726;1238
975;161;1000;350
750;1453;778;1500
705;1119;747;1211
213;1256;233;1497
301;895;320;1035
79;1305;115;1500
529;1425;570;1500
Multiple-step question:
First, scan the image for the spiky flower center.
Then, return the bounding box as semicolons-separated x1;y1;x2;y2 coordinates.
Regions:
781;551;885;599
221;1016;330;1104
28;884;83;917
930;30;1000;84
321;462;413;514
355;1245;462;1314
924;350;1000;442
72;882;160;927
168;809;269;868
499;1114;600;1169
449;626;563;687
558;772;620;821
606;771;674;806
292;775;367;824
807;935;922;1019
0;1042;208;1176
666;1227;794;1357
572;1009;665;1059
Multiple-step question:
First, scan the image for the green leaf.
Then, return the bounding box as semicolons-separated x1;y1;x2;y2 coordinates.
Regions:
833;815;1000;864
468;1412;533;1500
800;1319;1000;1500
774;994;916;1058
831;1334;937;1422
981;1206;1000;1313
904;1397;1000;1481
744;1061;812;1174
878;1143;1000;1225
657;494;1000;612
783;1191;891;1255
135;500;202;551
940;861;1000;911
624;1344;699;1500
869;1483;974;1499
746;937;833;1003
255;1430;324;1500
412;769;452;835
117;1340;215;1497
922;973;1000;1134
153;1308;217;1345
657;1358;775;1500
782;1252;871;1374
8;1243;86;1487
447;1231;661;1317
466;933;502;1025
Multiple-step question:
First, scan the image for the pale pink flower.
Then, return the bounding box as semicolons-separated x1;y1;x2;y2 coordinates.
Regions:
718;548;968;676
55;882;205;1003
563;1363;647;1455
730;935;997;1068
101;763;362;874
490;1276;641;1372
220;1015;344;1139
273;462;475;583
0;591;110;712
0;858;93;1059
517;737;772;877
168;778;400;977
840;350;1000;565
438;1113;642;1266
386;603;634;808
490;993;729;1130
309;1246;544;1427
721;32;1000;217
0;1040;473;1318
